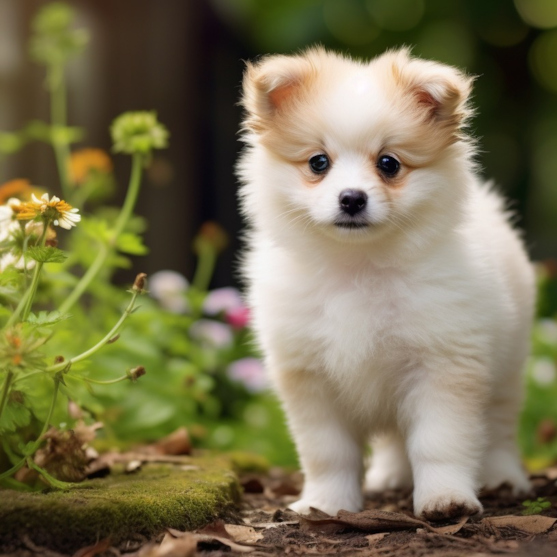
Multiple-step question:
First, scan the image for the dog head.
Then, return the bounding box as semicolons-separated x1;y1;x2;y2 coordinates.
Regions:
239;48;474;247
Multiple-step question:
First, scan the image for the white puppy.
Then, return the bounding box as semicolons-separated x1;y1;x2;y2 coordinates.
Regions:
237;47;535;521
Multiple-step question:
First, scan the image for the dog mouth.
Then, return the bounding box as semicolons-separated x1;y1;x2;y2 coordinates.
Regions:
334;220;369;230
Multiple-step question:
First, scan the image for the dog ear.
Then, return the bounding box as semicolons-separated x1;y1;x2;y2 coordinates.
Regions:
241;53;316;132
384;49;474;130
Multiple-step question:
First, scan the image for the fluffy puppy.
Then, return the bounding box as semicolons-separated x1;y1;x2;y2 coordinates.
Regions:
237;47;535;521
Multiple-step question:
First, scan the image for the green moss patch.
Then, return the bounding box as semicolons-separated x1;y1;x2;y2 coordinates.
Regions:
0;458;241;553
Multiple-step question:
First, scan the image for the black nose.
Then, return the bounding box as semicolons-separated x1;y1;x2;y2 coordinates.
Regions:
339;189;367;216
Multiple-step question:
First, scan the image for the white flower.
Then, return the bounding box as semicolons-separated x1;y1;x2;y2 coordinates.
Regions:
0;252;35;272
0;199;21;243
16;193;81;229
189;319;233;348
536;319;557;346
227;358;267;393
531;357;556;386
149;270;189;313
203;287;244;315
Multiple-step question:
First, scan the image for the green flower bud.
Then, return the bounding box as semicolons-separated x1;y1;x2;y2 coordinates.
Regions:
30;3;89;68
110;112;169;156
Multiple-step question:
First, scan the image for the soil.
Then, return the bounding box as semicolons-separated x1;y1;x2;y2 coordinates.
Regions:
3;468;557;556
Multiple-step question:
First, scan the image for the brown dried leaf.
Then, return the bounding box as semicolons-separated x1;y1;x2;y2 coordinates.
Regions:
138;533;197;557
145;427;191;456
300;509;431;534
225;524;264;543
366;532;388;545
168;521;260;553
299;508;469;536
483;514;557;534
429;514;469;535
197;519;231;538
72;538;111;557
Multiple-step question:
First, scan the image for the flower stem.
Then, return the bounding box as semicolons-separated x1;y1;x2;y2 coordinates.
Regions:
71;373;130;385
21;225;49;322
112;153;143;240
25;374;60;456
11;369;44;386
48;290;139;373
50;66;71;200
0;370;14;425
5;224;49;328
27;458;78;489
59;153;144;314
0;374;60;482
192;245;217;292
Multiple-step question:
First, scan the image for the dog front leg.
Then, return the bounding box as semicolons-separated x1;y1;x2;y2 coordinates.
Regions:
273;368;364;515
400;361;488;521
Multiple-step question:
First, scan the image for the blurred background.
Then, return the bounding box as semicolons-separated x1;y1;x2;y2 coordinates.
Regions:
0;0;556;286
1;0;557;469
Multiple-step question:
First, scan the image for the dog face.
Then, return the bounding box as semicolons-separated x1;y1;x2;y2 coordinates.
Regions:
240;48;474;244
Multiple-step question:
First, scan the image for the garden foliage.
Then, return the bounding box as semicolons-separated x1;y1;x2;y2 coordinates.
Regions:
0;2;294;490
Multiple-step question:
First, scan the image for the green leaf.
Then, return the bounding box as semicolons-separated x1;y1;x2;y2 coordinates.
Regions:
27;246;67;263
0;398;32;433
0;131;27;154
50;125;85;146
26;311;71;327
116;233;149;255
0;267;22;286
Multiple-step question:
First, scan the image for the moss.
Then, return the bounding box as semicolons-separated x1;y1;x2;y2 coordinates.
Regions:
227;451;270;474
0;457;240;553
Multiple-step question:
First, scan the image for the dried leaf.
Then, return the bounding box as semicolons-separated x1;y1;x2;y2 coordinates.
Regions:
146;427;191;456
72;538;111;557
141;533;196;557
168;521;260;553
366;532;388;545
300;509;431;534
483;515;557;534
429;515;469;535
225;524;264;543
299;508;469;536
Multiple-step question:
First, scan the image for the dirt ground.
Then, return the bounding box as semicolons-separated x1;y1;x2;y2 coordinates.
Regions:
5;468;557;557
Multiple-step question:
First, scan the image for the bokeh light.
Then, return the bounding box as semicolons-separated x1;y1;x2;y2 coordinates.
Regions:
415;20;475;69
529;30;557;93
324;0;380;46
515;0;557;30
366;0;424;32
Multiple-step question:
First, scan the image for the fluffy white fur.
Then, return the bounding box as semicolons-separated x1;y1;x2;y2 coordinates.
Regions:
237;48;535;521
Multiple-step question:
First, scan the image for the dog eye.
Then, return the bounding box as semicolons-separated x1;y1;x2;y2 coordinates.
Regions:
377;155;400;177
309;154;330;174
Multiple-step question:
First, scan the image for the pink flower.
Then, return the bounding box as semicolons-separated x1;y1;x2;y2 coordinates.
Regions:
225;306;251;329
227;358;267;393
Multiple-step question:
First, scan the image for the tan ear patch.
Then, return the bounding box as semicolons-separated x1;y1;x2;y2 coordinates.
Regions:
414;88;441;120
268;81;299;110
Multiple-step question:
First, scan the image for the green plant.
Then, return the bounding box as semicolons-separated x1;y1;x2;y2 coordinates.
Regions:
0;2;297;488
522;497;552;515
0;3;171;488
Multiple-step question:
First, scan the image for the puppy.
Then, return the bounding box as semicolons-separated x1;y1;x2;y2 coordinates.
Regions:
237;47;535;521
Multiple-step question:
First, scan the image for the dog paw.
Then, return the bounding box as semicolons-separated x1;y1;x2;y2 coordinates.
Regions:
416;492;482;522
288;497;362;516
483;452;531;495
